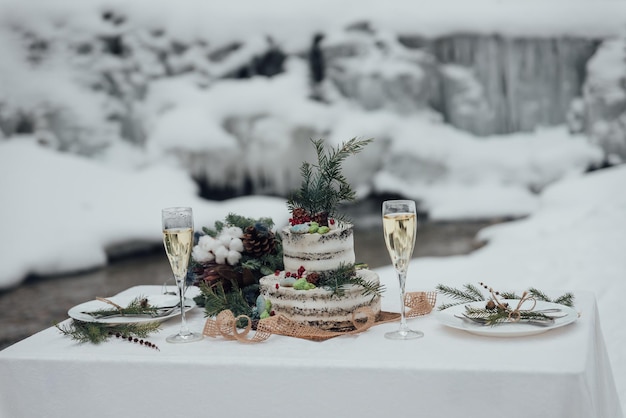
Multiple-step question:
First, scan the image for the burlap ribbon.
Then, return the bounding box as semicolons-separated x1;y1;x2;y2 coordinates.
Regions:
203;291;436;343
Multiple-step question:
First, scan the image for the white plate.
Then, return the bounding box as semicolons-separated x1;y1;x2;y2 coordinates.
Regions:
434;300;579;337
68;294;195;324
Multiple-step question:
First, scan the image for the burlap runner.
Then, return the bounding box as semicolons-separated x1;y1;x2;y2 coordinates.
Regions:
203;291;436;343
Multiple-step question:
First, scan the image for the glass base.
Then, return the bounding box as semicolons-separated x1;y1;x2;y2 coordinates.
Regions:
166;332;204;344
385;329;424;340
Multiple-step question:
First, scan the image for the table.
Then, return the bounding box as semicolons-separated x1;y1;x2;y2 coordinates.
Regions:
0;285;622;418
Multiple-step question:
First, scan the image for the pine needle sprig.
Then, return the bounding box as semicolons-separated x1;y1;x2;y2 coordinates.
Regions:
287;137;373;220
499;291;521;299
463;306;556;326
240;241;283;276
317;263;384;298
552;292;575;307
198;281;252;319
351;275;386;299
202;213;275;238
82;296;160;319
436;283;575;311
528;287;551;302
463;306;510;326
521;288;574;307
56;320;161;345
436;283;485;310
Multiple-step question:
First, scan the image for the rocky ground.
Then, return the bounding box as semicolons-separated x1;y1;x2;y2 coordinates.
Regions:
0;219;497;350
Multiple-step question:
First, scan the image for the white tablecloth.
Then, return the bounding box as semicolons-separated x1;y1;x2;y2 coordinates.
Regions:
0;285;622;418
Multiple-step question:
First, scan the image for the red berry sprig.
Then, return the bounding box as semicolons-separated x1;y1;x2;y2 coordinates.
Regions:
109;331;160;351
289;208;312;225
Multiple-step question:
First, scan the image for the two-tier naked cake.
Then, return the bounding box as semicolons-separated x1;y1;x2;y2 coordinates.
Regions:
259;138;382;330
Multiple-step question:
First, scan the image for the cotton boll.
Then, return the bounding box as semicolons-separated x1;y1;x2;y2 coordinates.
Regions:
219;234;233;247
227;250;242;266
205;251;216;262
223;226;243;238
192;246;214;263
229;237;244;252
214;245;229;264
198;235;217;252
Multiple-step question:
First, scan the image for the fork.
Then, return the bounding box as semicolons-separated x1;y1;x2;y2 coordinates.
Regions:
455;313;555;327
83;303;183;319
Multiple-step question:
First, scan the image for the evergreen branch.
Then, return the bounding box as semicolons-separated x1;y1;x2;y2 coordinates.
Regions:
500;291;521;299
56;320;161;345
239;243;283;275
287;137;373;218
552;292;575;307
436;283;575;311
316;263;384;298
198;281;252;318
438;302;464;311
463;283;485;300
464;306;510;325
528;287;551;302
464;306;556;326
436;284;485;309
240;258;262;271
202;226;218;237
203;213;274;238
352;275;386;299
524;288;574;307
81;296;161;319
225;213;274;230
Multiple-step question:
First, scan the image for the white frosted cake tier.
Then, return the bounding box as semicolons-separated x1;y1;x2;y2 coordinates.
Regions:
281;223;355;273
259;269;381;330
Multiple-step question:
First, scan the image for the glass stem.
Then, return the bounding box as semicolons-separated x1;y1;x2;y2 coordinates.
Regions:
397;270;408;332
176;277;190;336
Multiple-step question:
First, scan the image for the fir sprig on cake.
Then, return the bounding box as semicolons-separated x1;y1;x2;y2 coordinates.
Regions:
287;137;372;228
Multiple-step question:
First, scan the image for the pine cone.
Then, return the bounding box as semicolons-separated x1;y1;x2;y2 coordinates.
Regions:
242;225;276;257
290;207;311;225
312;211;329;227
193;262;239;290
305;272;320;285
292;207;307;219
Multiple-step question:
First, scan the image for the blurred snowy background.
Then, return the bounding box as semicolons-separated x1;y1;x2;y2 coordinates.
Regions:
0;0;625;409
1;0;624;286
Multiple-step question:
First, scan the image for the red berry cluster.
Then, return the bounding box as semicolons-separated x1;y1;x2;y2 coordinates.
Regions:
289;216;311;226
274;266;319;287
289;208;311;226
284;265;307;279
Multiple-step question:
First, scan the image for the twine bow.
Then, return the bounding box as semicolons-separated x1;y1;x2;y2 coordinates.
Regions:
489;289;536;322
203;291;437;343
96;297;125;312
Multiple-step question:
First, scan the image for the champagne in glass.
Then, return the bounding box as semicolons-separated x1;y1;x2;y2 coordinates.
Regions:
162;207;203;343
382;200;423;340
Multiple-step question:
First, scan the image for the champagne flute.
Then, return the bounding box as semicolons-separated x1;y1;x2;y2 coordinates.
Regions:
382;200;423;340
162;207;203;343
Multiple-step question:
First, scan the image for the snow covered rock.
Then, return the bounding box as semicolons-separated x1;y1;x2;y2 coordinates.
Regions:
580;37;626;163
